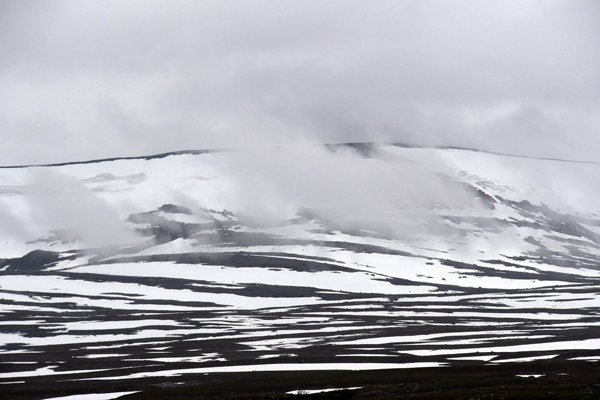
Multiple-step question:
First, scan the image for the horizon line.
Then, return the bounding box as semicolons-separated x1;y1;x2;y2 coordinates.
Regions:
1;142;600;169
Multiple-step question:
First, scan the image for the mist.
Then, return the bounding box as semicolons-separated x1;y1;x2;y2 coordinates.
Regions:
22;170;139;247
214;141;487;240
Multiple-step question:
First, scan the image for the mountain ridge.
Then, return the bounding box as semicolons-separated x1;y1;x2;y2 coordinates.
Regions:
3;142;600;170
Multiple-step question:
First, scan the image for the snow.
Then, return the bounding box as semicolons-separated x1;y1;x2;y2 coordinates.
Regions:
78;354;129;359
69;262;436;295
0;366;110;379
385;145;600;216
0;328;224;347
309;250;571;289
448;355;497;362
493;354;558;363
313;310;584;320
0;274;320;309
79;362;444;380
404;336;599;356
570;356;600;361
41;392;138;400
59;319;183;331
336;330;521;346
287;387;362;395
126;354;225;363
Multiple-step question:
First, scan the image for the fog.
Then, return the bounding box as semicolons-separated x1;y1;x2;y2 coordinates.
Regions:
220;142;475;215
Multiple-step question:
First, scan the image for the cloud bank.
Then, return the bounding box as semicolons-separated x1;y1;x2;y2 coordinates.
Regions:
1;0;599;164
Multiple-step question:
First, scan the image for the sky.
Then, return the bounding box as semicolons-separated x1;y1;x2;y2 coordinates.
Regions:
1;0;599;165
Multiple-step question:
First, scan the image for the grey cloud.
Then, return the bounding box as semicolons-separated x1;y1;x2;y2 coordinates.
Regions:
0;0;599;164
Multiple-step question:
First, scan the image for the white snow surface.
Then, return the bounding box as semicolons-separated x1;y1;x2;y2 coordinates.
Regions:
41;392;138;400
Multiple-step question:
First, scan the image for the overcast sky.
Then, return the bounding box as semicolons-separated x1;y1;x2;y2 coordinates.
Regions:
1;0;599;164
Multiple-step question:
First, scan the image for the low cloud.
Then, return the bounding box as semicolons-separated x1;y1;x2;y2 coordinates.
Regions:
218;141;484;238
22;170;139;247
0;200;35;242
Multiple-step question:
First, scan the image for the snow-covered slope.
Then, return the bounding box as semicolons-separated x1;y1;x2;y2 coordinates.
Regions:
1;144;600;398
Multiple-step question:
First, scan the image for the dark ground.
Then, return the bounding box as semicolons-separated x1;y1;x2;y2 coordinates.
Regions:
6;360;600;400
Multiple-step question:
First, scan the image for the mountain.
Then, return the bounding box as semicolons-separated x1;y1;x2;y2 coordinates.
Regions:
1;143;600;399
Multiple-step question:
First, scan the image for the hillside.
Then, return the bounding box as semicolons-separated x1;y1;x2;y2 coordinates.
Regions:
1;144;600;399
